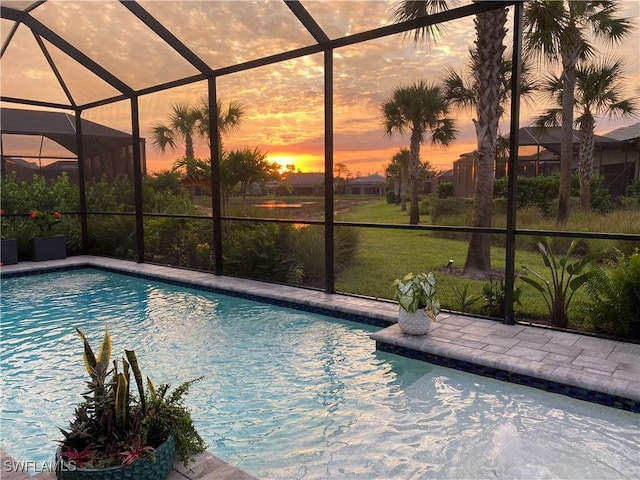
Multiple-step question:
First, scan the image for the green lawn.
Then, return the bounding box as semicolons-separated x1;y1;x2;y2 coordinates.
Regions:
335;218;551;321
334;198;601;325
193;194;631;327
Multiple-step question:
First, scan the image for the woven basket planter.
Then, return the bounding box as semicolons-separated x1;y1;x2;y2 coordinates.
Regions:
398;308;432;336
55;434;176;480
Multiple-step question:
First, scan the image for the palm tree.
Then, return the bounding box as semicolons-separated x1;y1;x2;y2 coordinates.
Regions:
386;148;410;210
225;147;279;215
197;98;246;151
443;47;537;275
150;102;201;159
394;1;508;276
381;81;456;224
524;0;632;223
534;57;637;210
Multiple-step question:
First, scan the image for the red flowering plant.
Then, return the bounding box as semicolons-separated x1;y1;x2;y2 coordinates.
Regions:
29;209;62;237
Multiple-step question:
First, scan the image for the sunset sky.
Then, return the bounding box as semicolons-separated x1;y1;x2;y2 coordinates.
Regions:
1;0;639;177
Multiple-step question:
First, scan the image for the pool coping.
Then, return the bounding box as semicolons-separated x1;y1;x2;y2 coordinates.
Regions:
2;255;639;414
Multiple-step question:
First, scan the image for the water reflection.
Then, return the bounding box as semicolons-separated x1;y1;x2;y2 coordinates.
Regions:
254;200;317;208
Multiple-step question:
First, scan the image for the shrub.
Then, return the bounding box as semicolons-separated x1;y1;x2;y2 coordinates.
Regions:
583;249;640;339
0;172;79;213
520;236;605;328
436;181;454;198
616;196;640;210
280;225;361;288
494;175;559;216
480;277;521;318
386;191;395;204
222;222;294;281
430;197;473;223
419;195;433;215
626;177;640;199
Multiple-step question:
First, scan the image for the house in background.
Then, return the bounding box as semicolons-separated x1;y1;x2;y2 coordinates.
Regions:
345;174;386;195
452;125;638;198
424;169;453;195
603;122;640;196
282;172;325;195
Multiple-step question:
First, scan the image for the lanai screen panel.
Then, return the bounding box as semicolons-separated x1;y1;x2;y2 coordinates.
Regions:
139;0;317;70
28;1;200;92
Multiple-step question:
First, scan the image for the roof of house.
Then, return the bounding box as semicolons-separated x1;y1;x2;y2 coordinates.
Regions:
284;172;325;186
435;169;453;178
604;122;640;141
517;126;621;149
349;174;386;184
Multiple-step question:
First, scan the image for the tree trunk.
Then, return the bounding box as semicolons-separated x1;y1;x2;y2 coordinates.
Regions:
409;134;421;224
185;134;195;160
557;35;581;224
394;176;401;205
578;115;595;211
463;8;506;278
400;164;408;211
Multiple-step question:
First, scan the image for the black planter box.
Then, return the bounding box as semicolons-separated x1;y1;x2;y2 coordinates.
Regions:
30;235;67;261
1;238;19;265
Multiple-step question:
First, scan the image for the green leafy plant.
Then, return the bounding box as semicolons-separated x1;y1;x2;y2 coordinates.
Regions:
521;236;604;328
393;272;441;320
480;277;521;318
29;208;61;237
583;249;640;339
58;327;206;468
451;281;482;313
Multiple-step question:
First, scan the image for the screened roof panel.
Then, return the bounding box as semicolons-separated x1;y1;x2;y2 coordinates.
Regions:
301;0;474;40
28;0;200;92
1;1;37;11
138;0;317;71
1;19;16;45
301;0;397;39
0;25;70;105
41;38;123;106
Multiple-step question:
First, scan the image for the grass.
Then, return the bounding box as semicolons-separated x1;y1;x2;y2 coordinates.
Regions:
333;219;551;321
193;193;638;328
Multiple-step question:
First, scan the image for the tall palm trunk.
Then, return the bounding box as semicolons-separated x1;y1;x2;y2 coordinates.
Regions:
409;133;422;224
558;30;581;224
578;115;595;210
463;8;506;276
400;163;408;211
185;134;195;160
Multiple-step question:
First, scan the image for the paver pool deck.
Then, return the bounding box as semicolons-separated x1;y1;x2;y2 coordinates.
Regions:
1;255;639;479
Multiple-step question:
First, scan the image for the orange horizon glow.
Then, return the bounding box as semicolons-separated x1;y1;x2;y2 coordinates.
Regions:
145;142;474;177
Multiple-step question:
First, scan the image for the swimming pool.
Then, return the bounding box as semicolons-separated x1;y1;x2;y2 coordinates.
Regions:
1;268;639;479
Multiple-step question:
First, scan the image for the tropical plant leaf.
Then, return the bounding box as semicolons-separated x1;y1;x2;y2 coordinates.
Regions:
76;329;97;376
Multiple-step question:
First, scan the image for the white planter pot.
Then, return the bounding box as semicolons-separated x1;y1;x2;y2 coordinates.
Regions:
398;308;431;335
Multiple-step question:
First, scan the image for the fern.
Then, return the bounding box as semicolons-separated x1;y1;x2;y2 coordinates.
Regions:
584;249;640;338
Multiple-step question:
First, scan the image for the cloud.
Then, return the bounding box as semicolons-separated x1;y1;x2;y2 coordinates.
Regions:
3;0;638;177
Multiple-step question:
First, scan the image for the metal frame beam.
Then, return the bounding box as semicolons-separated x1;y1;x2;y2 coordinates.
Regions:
120;1;214;76
1;5;134;96
285;1;330;44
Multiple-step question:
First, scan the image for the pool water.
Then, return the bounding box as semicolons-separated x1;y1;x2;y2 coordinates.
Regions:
1;269;639;479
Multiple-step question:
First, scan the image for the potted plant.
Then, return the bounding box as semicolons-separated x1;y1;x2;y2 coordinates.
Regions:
393;272;441;335
1;208;19;265
56;327;206;480
29;209;67;261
